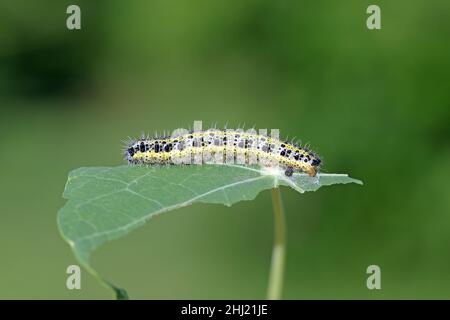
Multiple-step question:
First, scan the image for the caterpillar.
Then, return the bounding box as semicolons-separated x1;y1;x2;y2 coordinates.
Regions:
124;128;322;177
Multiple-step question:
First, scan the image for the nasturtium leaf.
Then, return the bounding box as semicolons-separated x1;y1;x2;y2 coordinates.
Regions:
57;164;362;298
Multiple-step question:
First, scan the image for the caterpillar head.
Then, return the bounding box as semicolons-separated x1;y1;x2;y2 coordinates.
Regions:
287;152;322;177
306;155;322;176
296;150;321;177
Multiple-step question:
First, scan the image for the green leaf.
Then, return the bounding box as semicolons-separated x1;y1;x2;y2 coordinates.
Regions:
57;164;362;298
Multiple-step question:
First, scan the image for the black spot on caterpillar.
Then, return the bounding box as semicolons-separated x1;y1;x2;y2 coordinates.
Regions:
124;128;322;177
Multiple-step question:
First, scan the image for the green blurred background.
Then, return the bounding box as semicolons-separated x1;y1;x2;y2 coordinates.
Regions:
1;0;449;299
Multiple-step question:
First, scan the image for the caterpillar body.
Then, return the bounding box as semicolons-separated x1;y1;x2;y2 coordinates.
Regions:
125;129;322;177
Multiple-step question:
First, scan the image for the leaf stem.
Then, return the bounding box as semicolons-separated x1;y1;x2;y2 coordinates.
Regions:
267;187;286;300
